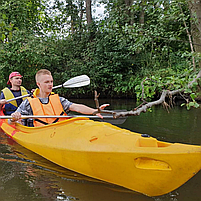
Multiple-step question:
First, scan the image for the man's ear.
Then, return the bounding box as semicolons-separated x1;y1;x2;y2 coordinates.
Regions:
36;82;40;88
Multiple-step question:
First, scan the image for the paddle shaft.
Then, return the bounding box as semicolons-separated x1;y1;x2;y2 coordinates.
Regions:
6;84;60;103
6;75;90;103
0;115;127;124
6;93;30;103
0;115;123;119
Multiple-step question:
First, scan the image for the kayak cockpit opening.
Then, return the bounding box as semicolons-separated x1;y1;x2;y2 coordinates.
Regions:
136;136;171;147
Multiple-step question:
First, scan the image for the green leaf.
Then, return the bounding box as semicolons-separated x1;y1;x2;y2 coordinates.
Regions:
190;93;196;100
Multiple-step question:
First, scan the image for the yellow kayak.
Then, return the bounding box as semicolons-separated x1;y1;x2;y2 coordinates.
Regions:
0;116;201;197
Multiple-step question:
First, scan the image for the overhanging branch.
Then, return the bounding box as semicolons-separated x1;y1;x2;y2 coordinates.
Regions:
94;70;201;118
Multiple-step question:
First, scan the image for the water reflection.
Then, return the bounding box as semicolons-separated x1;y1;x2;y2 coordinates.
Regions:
1;99;201;201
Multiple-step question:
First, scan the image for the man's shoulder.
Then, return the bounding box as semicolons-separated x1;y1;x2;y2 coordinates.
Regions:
20;86;30;94
0;87;10;98
22;98;30;105
59;96;65;100
1;87;9;92
59;96;72;103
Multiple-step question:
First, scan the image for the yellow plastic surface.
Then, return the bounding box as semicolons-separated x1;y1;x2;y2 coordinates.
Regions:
1;117;201;197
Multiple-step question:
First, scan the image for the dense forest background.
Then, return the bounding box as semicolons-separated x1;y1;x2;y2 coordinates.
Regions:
1;0;201;100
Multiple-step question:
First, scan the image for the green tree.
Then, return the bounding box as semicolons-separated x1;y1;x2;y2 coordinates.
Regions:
1;0;201;100
0;13;15;43
0;0;45;35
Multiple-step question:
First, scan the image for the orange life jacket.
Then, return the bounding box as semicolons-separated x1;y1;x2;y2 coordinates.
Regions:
27;94;67;127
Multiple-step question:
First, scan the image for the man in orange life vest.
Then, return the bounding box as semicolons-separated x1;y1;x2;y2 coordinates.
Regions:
11;69;109;126
0;72;30;115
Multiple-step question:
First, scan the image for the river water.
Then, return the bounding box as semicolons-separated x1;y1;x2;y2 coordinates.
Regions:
0;98;201;201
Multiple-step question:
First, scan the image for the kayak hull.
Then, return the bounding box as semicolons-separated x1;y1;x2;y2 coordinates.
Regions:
0;116;201;197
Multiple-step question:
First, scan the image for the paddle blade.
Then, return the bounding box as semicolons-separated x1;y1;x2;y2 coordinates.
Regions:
63;75;90;88
96;116;127;125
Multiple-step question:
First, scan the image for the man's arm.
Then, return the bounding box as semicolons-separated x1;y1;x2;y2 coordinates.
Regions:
69;103;97;114
59;97;109;117
15;99;33;115
0;92;6;110
11;99;32;121
69;103;109;118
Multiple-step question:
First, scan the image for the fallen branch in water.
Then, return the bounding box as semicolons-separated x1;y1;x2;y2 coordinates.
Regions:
94;90;118;117
94;69;201;118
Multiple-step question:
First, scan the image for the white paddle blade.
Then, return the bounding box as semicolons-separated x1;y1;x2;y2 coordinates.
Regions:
63;75;90;88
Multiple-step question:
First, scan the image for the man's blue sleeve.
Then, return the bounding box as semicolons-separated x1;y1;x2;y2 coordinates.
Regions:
0;92;5;99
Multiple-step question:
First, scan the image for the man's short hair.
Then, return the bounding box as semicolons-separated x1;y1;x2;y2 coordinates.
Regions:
35;69;52;82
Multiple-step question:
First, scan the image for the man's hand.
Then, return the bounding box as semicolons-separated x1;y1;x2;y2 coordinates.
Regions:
96;104;110;118
11;112;21;121
0;99;7;110
31;88;35;93
0;99;7;105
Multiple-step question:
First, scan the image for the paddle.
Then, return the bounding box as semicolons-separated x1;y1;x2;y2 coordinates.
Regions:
1;74;127;124
6;75;90;103
0;114;127;125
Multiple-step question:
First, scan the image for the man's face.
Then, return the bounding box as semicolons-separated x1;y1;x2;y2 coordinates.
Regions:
10;76;22;87
37;74;53;94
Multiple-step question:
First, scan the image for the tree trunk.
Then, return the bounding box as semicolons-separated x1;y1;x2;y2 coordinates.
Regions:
139;0;145;25
79;1;84;33
188;0;201;67
86;0;92;25
124;0;134;25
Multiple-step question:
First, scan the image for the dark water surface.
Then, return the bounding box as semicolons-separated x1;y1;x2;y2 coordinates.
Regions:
1;98;201;201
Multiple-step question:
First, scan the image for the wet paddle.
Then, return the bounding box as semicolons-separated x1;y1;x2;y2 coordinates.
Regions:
0;114;127;124
6;75;90;103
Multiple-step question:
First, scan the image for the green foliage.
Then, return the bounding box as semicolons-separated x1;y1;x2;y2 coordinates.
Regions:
0;0;200;101
134;67;199;101
0;0;44;34
181;93;200;110
0;31;63;89
80;24;134;97
0;14;16;43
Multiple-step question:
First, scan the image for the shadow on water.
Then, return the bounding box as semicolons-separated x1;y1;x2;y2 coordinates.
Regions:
1;98;201;201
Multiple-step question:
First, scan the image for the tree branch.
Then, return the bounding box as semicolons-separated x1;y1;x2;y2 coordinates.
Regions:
94;70;201;118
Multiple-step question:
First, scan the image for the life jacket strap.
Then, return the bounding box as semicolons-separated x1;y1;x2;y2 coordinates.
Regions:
34;119;48;125
34;111;65;125
52;111;65;124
